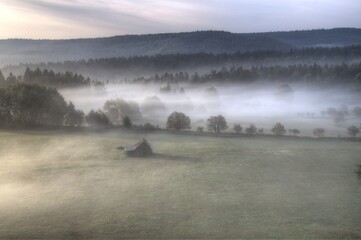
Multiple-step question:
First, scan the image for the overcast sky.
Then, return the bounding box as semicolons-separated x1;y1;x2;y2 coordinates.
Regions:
0;0;360;39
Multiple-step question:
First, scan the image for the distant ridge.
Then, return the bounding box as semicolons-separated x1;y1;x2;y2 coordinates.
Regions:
0;28;361;66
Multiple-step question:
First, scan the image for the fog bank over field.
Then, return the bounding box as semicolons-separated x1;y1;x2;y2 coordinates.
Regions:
1;130;360;239
60;82;361;136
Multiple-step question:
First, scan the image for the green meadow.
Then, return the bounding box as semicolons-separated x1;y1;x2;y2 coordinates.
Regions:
0;129;360;239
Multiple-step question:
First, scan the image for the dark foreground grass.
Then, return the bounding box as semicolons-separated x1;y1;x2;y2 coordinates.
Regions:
0;129;360;239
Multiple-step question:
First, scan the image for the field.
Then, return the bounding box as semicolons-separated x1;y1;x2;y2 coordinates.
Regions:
0;129;360;239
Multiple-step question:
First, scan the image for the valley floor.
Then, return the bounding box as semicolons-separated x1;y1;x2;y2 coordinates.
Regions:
0;129;360;239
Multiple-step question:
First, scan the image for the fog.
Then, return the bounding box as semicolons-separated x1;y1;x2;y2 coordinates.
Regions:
1;129;360;239
61;82;361;136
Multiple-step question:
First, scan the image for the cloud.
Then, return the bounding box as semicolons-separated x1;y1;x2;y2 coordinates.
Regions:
0;0;360;39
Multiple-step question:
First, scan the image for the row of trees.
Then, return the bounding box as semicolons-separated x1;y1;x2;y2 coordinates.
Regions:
0;83;84;127
0;68;103;88
0;83;113;128
1;85;359;138
165;111;361;138
132;63;361;85
4;45;361;81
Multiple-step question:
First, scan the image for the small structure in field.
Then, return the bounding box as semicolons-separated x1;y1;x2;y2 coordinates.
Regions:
124;138;153;157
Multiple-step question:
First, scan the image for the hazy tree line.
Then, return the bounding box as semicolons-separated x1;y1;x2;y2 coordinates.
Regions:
0;68;103;88
0;83;84;127
3;45;361;81
0;83;359;138
165;111;361;138
133;63;361;85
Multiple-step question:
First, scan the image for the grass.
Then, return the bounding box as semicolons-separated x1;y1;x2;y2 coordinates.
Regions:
0;129;360;239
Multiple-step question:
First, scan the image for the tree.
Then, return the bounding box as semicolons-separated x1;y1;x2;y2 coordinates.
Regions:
347;125;360;137
271;122;287;135
245;124;257;135
313;128;325;138
326;107;346;126
85;110;110;127
143;122;156;131
233;124;242;134
166;111;191;130
207;115;228;134
197;126;204;133
141;95;167;117
0;88;12;123
6;72;17;83
0;70;5;85
64;102;84;127
353;107;361;118
123;115;132;129
205;86;218;96
289;129;300;136
8;83;67;126
103;98;142;124
160;82;171;93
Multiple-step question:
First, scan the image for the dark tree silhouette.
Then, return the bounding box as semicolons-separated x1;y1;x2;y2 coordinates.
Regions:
233;124;242;134
123;115;132;129
289;129;300;136
271;122;287;135
86;110;110;127
347;125;360;137
245;124;257;135
64;102;84;127
166;111;191;130
313;128;325;138
207;115;228;134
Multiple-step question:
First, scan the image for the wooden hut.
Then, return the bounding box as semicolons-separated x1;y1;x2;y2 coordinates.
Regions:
124;138;153;157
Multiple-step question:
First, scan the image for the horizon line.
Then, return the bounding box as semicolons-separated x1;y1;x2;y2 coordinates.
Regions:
0;27;359;41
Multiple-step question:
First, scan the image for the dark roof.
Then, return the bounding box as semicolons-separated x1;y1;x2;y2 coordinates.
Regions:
125;138;152;152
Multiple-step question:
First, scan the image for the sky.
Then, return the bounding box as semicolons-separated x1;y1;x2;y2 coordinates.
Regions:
0;0;360;39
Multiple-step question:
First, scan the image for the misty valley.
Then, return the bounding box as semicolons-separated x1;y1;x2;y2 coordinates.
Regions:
1;29;361;239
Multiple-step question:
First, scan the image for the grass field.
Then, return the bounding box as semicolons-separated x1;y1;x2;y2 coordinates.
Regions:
0;129;360;239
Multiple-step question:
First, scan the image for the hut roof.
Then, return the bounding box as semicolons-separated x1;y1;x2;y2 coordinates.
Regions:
125;138;152;152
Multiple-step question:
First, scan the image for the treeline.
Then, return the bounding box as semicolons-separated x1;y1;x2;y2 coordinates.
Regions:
0;68;103;88
0;83;84;127
3;45;361;81
132;63;361;85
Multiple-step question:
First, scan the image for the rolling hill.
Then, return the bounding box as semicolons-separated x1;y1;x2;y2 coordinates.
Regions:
0;28;361;66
